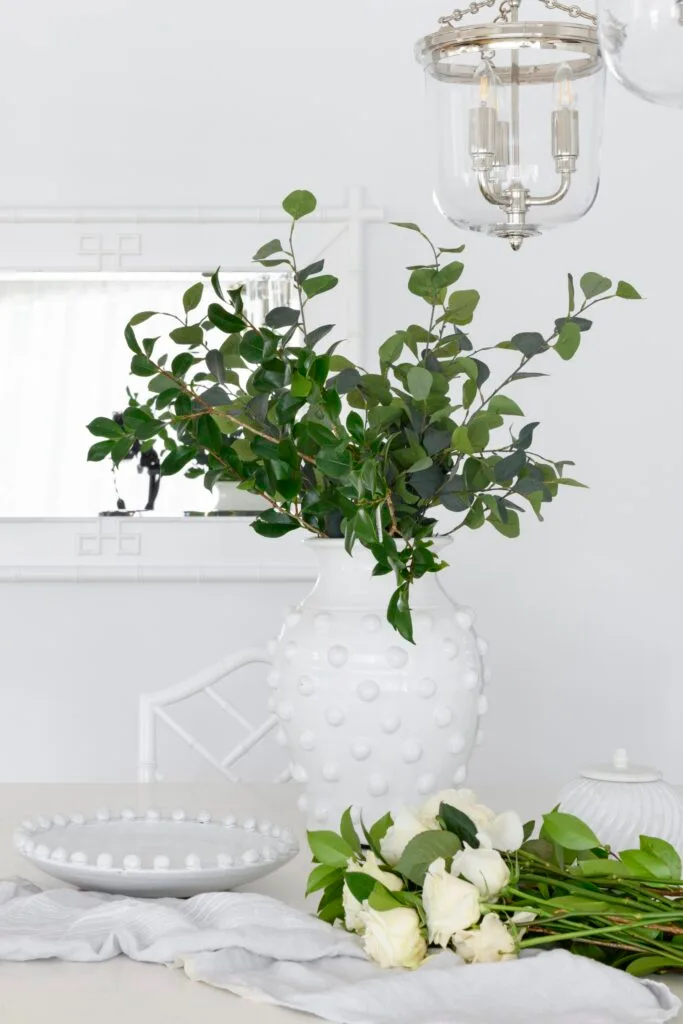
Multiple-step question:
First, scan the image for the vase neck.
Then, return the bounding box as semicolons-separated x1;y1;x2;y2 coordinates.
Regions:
305;539;449;609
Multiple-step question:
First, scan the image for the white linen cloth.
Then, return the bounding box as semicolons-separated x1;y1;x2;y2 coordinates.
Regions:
0;879;678;1024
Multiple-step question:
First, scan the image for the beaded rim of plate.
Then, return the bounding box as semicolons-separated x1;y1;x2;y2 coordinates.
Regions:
12;809;299;873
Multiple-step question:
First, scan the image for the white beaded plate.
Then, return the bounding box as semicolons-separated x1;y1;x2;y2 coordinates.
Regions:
13;809;299;897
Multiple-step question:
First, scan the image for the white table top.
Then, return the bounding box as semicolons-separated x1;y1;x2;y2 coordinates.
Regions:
0;783;681;1023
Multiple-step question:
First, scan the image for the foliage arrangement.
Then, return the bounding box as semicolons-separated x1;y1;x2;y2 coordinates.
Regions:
86;189;640;640
306;789;683;976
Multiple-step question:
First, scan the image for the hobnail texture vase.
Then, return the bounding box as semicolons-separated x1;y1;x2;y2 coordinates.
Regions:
270;538;488;828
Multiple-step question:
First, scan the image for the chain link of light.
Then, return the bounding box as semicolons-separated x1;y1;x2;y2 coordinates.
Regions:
439;0;596;27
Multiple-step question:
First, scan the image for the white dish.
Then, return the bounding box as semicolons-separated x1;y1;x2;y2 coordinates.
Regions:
13;808;299;897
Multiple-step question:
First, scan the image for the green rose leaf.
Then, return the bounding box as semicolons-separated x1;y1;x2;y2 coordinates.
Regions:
306;863;343;896
396;830;463;886
283;189;317;220
439;803;479;849
307;830;354;867
340;807;362;855
542;811;601;851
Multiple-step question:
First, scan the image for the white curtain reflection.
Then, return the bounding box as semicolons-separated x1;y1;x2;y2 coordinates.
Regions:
0;272;293;516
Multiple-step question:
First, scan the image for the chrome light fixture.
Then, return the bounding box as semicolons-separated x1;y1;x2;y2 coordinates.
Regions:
598;0;683;107
416;0;605;249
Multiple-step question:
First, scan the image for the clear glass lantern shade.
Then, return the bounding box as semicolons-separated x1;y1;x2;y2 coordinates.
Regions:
598;0;683;107
416;24;605;247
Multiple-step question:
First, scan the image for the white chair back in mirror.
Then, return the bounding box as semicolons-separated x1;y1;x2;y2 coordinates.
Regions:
138;648;289;784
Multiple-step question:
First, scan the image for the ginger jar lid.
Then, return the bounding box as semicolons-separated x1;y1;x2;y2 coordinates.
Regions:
579;748;661;784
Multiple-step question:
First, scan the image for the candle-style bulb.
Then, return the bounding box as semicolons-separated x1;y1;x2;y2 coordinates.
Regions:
473;60;499;109
555;62;576;110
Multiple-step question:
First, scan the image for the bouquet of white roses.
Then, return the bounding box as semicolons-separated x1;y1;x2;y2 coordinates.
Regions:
306;788;683;976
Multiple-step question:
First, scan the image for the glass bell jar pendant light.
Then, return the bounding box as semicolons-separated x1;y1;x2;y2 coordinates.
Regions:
415;0;605;249
598;0;683;106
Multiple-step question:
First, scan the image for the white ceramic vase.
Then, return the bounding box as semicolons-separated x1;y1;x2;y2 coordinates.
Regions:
270;538;487;828
213;481;270;514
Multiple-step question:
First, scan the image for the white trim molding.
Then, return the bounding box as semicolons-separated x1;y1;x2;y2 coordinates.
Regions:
0;517;318;584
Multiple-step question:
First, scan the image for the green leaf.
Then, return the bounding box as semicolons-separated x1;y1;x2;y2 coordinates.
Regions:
488;395;524;417
446;290;480;325
387;584;414;644
205;349;225;384
639;835;682;878
207;304;245;334
407;366;433;401
253;239;283;261
574;859;633;878
363;812;393;856
130;354;157;377
170;325;204;346
390;221;422;233
344;871;376;904
367;884;404;912
379;334;404;367
240;331;266;364
627;956;682;977
302;275;338;299
433;261;464;289
171;352;194;377
87;417;124;439
408;267;441;304
282;189;317;220
182;282;204;313
451;425;473;455
340;808;362;855
547;895;612;914
296;259;325;283
87;440;114;462
129;311;156;327
619;849;674;880
307;830;353;868
265;306;299;329
291;372;312;398
616;280;642;300
110;436;133;465
396;830;462;886
490;509;520;538
317;896;345;924
510;332;547;357
160;447;196;476
542;811;601;851
251;509;299;538
439;244;466;254
567;273;575;314
494;449;525;482
316;445;352;479
555;320;581;361
306;324;335;348
306;863;343;896
580;272;612;299
439;803;479;849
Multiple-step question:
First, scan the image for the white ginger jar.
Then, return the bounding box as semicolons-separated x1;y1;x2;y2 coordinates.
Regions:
559;748;683;854
270;537;487;828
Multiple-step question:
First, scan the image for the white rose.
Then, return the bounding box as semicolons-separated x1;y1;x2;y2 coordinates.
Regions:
454;912;517;964
380;807;432;866
422;857;481;948
420;789;524;853
342;851;404;933
451;845;510;898
359;906;427;969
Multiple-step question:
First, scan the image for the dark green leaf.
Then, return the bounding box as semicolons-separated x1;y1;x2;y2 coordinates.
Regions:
440;803;479;849
510;332;547;357
316;445;352;479
207;304;245;334
567;273;575;314
205;349;225;384
340;808;362;855
344;871;376;904
555;317;592;333
494;449;526;482
129;311;156;327
305;324;334;348
265;306;299;329
328;368;362;394
130;354;157;377
396;830;462;886
160;447;196;476
306;863;343;896
87;440;114;462
251;509;299;538
87;417;124;439
387;585;414;644
516;421;539;450
390;221;422;233
295;259;325;283
240;331;266;364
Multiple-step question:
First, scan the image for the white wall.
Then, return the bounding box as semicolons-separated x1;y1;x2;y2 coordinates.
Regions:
0;0;681;805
